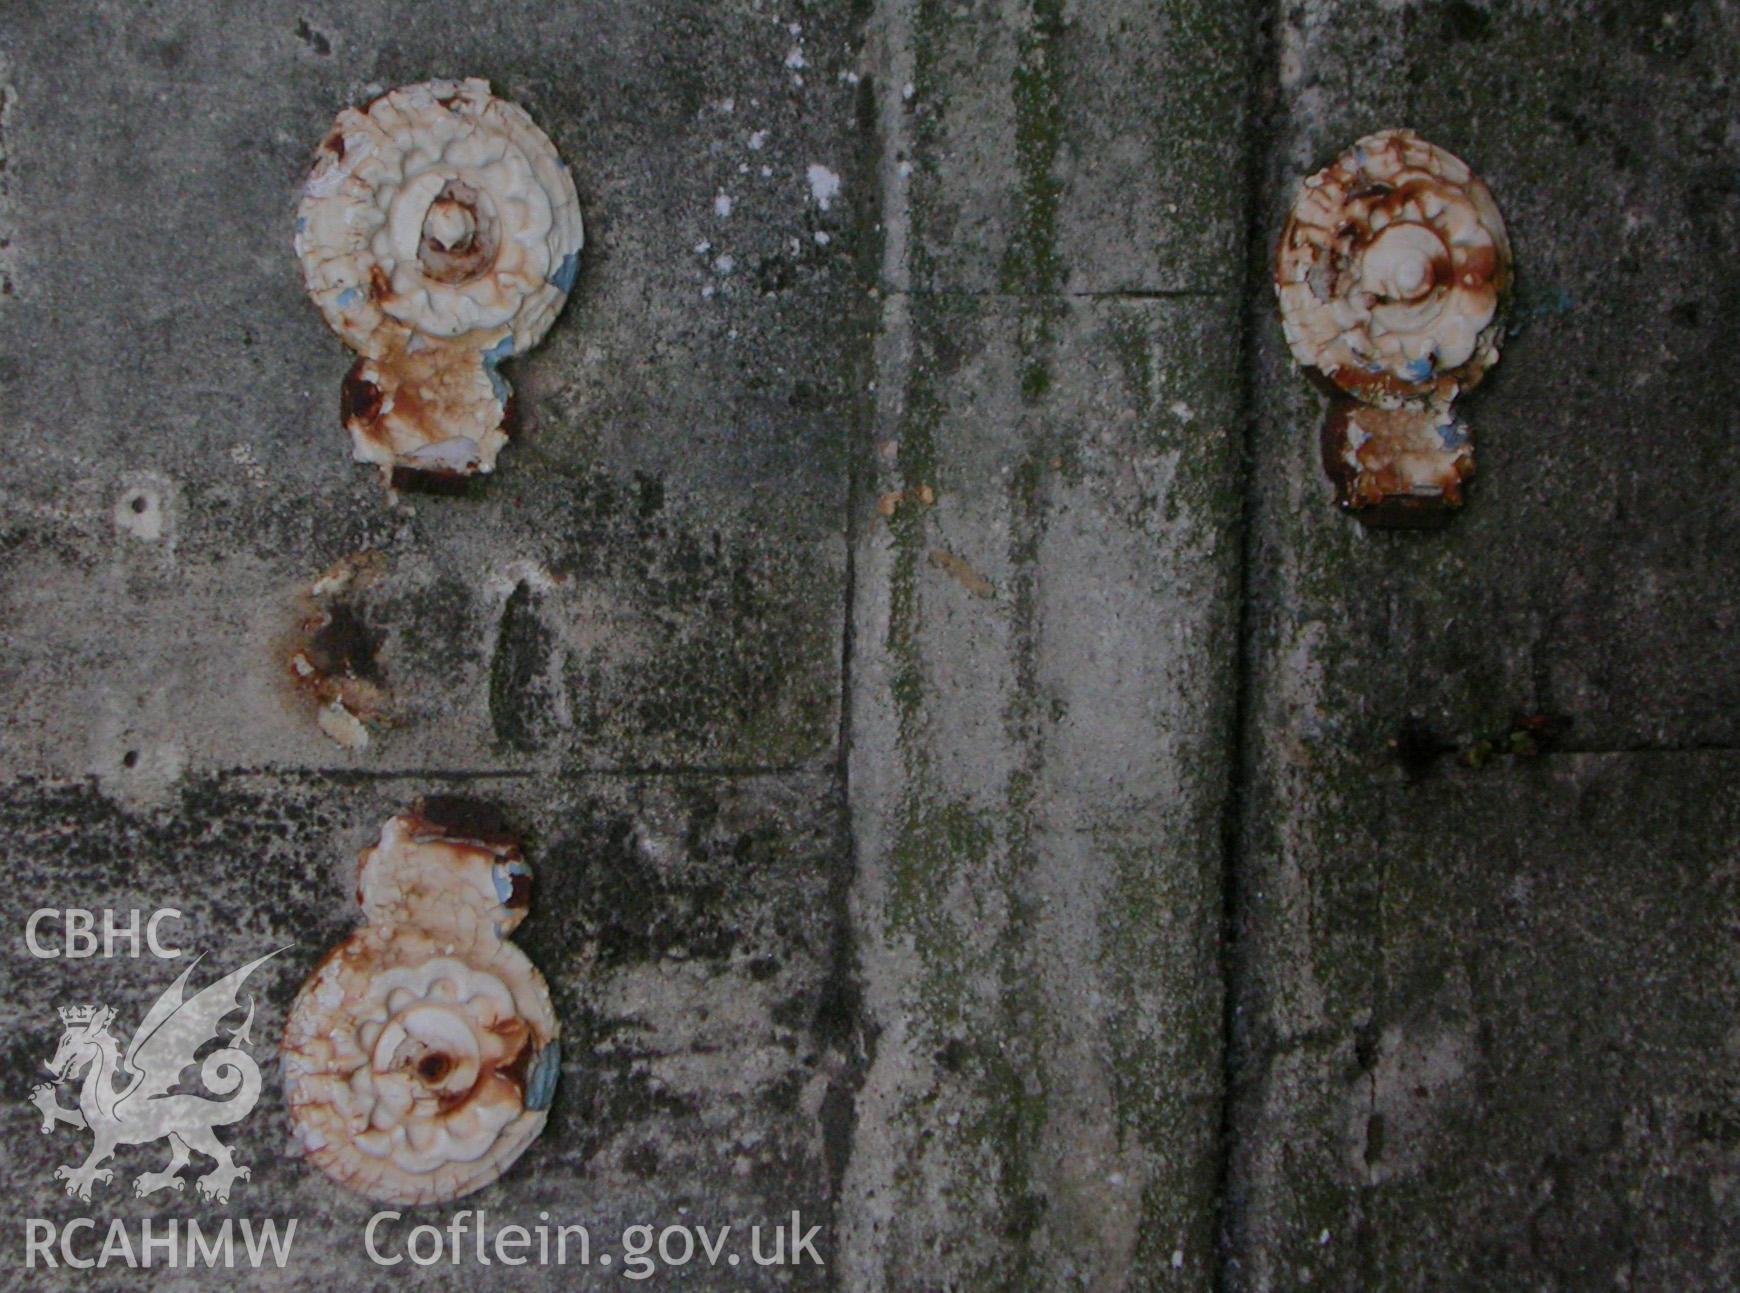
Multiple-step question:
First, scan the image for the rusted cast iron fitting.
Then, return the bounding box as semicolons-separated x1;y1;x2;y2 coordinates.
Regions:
1276;130;1511;527
282;804;560;1203
295;79;584;489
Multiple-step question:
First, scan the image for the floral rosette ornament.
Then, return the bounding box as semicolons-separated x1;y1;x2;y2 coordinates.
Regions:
1276;130;1511;524
282;805;560;1204
295;79;583;487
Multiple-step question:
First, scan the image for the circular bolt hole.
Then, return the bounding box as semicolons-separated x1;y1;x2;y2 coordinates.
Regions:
121;750;140;769
130;495;149;514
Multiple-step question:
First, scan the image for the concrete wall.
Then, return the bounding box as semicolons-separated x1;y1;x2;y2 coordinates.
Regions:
0;1;1735;1289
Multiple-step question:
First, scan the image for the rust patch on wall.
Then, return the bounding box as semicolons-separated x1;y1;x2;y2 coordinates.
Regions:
282;551;391;750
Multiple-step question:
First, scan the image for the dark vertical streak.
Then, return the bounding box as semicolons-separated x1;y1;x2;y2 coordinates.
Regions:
1214;2;1282;1289
813;60;887;1289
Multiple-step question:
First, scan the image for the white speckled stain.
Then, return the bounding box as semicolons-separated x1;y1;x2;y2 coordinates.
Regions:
114;488;165;542
806;163;842;211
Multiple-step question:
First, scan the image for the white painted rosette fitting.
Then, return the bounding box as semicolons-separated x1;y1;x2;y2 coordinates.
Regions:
282;807;560;1204
1276;130;1511;524
295;79;583;484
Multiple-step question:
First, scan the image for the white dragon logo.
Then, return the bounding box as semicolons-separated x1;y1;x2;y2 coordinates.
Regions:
27;949;286;1203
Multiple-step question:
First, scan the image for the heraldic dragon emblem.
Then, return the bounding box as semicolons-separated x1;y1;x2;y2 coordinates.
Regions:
28;949;286;1202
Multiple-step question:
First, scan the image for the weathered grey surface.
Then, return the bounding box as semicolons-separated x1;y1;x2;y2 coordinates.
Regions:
1228;754;1740;1291
1;2;866;1289
843;289;1242;1286
0;0;860;781
2;0;1738;1289
840;2;1246;1287
1228;1;1740;1289
0;771;847;1291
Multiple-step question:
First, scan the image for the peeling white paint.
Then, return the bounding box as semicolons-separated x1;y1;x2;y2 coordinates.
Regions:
295;79;583;482
283;810;560;1204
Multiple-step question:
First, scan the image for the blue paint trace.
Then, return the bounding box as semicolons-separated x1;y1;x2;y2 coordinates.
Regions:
1512;285;1575;335
526;1042;561;1111
1437;421;1470;450
482;334;516;404
549;250;581;295
493;859;532;904
1402;355;1436;384
336;286;360;309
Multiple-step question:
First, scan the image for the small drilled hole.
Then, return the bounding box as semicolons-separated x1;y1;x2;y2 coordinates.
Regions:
121;750;139;769
130;495;149;514
417;1053;451;1083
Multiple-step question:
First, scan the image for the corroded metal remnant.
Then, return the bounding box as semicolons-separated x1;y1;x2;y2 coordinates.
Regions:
1276;130;1511;525
295;79;583;486
286;550;389;751
282;803;560;1203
